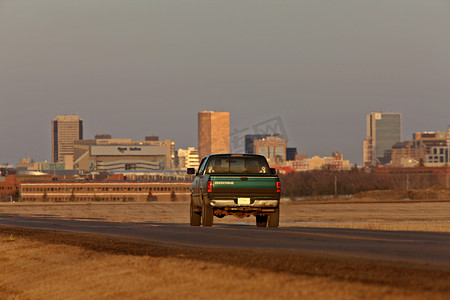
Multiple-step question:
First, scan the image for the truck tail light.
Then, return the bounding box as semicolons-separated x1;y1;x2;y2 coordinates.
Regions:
276;181;281;193
207;181;213;193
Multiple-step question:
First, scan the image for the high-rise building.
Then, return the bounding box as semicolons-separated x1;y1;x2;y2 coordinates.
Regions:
244;134;273;154
253;135;287;166
198;111;230;159
52;115;84;163
363;112;401;166
286;147;298;161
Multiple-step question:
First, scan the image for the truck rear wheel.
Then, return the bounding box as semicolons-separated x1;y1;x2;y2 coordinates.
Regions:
202;199;214;227
256;215;268;227
268;207;279;228
190;198;201;226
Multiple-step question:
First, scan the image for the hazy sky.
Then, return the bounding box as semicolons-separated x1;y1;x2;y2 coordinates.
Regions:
1;1;449;165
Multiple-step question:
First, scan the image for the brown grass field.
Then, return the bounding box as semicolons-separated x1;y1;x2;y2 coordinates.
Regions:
1;199;449;299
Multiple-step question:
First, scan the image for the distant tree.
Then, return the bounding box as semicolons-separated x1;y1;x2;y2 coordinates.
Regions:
69;189;75;202
13;190;21;202
147;190;155;202
279;169;398;198
419;158;425;167
170;190;176;202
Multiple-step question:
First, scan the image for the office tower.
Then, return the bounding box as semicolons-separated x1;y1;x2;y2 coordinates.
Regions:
244;134;272;154
363;112;401;166
198;111;230;159
253;135;287;166
52;114;84;163
286;147;298;161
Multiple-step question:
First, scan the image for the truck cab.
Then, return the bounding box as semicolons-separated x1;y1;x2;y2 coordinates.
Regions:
187;154;280;227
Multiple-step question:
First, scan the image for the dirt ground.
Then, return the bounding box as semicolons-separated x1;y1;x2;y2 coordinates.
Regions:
1;199;450;299
1;227;449;300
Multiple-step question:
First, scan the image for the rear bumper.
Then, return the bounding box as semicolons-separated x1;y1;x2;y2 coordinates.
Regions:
210;199;279;208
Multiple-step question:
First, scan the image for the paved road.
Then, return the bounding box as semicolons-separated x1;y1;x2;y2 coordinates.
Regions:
1;213;449;267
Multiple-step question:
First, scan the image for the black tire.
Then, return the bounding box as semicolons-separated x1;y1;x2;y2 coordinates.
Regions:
255;215;268;227
190;198;201;226
202;197;214;227
268;207;279;228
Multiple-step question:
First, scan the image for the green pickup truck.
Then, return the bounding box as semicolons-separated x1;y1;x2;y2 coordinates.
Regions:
187;154;280;228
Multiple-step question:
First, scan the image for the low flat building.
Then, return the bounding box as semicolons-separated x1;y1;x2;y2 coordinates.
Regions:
74;138;175;172
20;180;191;202
391;141;427;167
291;155;351;172
0;175;19;200
426;146;449;166
17;157;76;173
390;131;448;167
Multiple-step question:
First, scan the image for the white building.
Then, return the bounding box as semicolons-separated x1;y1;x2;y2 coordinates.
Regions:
290;156;351;172
73;138;175;172
178;147;200;170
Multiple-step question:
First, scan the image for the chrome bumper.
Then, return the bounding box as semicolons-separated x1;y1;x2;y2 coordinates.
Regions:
210;199;279;208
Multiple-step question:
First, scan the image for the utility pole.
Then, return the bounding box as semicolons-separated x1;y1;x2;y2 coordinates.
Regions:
447;125;450;188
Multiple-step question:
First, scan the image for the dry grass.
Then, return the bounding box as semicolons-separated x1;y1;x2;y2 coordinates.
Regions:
1;236;446;300
282;200;450;233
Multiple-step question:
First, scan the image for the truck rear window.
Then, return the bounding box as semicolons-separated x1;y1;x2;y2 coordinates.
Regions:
205;157;270;175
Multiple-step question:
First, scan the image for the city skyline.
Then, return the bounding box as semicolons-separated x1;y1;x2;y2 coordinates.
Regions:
1;1;449;165
7;111;449;169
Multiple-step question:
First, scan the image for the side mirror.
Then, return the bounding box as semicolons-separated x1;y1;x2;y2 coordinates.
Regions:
270;168;277;175
187;168;196;175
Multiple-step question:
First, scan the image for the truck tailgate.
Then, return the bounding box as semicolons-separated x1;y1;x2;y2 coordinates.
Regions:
211;176;279;199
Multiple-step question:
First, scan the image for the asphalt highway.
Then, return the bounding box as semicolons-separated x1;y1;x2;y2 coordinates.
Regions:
1;214;449;268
